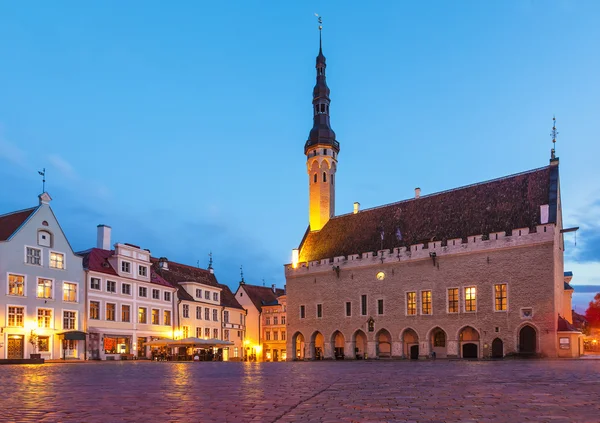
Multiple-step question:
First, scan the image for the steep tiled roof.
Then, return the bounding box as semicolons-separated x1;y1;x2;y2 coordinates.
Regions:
79;248;174;288
299;166;555;262
219;284;244;310
0;207;38;241
572;310;588;329
242;284;285;312
152;259;244;310
558;316;580;332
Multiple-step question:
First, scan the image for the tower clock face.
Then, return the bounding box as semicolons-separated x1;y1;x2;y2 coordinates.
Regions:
376;272;385;281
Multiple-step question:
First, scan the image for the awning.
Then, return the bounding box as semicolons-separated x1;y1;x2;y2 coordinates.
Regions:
146;338;175;347
57;330;87;341
170;338;235;347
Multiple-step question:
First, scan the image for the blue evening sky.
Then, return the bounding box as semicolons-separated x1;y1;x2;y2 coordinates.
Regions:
1;1;599;310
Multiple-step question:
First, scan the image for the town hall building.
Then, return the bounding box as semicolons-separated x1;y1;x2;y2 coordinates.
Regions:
285;29;582;360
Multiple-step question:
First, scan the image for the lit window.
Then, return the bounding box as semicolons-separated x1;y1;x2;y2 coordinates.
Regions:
63;311;76;330
63;283;77;302
121;261;130;273
139;266;147;277
38;309;52;328
152;309;159;325
266;317;271;325
447;288;459;313
163;310;171;326
281;331;286;341
106;303;116;321
90;301;100;320
196;327;202;338
204;328;210;338
465;287;477;312
8;306;24;327
122;305;130;322
182;304;189;318
138;307;147;324
421;291;432;315
495;284;507;311
26;247;41;265
266;331;271;341
50;252;64;269
182;326;189;338
38;336;50;352
406;292;417;315
37;278;53;299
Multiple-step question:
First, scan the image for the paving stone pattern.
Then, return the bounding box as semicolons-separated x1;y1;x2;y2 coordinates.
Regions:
1;360;599;422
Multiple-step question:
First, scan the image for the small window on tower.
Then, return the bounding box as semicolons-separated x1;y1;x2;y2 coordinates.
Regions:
331;174;334;184
313;174;317;183
315;105;319;114
323;172;327;183
326;105;329;113
324;149;328;155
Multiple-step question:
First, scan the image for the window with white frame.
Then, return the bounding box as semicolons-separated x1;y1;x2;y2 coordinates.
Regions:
212;309;218;321
204;328;210;338
139;265;147;277
152;309;159;325
122;283;131;295
183;304;189;318
204;291;210;300
121;261;131;273
8;274;25;296
152;289;160;300
26;247;41;265
163;310;171;325
204;308;210;320
196;289;202;298
90;301;100;320
106;303;116;321
213;328;218;338
50;252;64;269
196;327;202;338
164;291;171;302
196;306;202;319
122;305;130;322
464;287;477;312
37;278;53;299
63;311;76;329
90;277;100;290
63;282;77;302
224;311;229;323
138;307;147;324
8;306;25;327
106;280;116;293
139;287;147;297
37;308;52;328
421;291;432;315
182;326;189;338
213;293;218;302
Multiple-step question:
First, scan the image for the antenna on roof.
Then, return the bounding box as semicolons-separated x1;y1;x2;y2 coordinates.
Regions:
550;116;558;160
38;168;46;193
240;265;244;283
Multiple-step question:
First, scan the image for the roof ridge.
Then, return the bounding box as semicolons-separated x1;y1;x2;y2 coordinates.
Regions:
0;206;37;219
331;165;550;220
165;260;210;273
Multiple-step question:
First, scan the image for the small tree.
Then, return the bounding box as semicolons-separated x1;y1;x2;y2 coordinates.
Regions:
585;293;600;329
29;329;38;354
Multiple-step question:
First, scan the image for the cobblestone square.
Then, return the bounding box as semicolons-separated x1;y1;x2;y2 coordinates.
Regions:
1;360;599;423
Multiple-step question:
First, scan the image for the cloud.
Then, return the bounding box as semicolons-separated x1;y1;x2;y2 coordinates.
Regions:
48;154;77;180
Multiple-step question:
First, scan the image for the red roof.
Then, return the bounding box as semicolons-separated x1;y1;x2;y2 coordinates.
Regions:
0;207;38;241
79;248;174;288
299;166;555;262
241;283;285;312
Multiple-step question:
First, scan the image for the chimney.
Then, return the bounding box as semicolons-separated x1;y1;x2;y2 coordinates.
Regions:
353;202;360;214
97;224;112;250
415;188;421;199
272;284;276;293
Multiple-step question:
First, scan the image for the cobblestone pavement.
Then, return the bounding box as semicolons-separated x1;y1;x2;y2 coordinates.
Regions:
1;360;599;422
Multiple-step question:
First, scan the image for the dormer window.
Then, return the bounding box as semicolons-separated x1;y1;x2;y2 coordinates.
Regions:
139;265;147;277
213;293;219;302
204;291;210;300
38;230;52;247
196;289;202;298
121;261;131;273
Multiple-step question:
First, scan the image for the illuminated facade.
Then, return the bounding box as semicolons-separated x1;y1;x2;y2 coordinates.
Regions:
234;282;285;361
0;193;85;360
261;294;287;361
285;33;581;360
80;228;177;360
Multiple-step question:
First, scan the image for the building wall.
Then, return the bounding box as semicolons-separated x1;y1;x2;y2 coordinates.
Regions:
222;306;245;360
178;299;221;340
262;295;287;361
234;285;261;359
86;270;175;360
0;202;85;360
286;230;559;360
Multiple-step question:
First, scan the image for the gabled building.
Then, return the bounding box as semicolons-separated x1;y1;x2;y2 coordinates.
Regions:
285;29;579;360
79;225;177;360
153;258;246;361
234;282;285;361
0;193;85;360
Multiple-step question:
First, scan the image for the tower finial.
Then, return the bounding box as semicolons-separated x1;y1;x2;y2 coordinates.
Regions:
315;13;323;53
38;168;46;193
207;251;213;270
550;115;558;160
240;265;244;283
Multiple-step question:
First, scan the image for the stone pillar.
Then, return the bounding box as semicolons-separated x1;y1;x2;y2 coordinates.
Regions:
307;342;315;360
345;341;355;359
367;341;377;359
392;341;403;359
447;340;459;358
324;342;334;360
419;340;430;359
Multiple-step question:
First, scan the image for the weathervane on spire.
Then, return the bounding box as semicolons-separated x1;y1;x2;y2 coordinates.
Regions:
240;265;244;283
315;13;322;30
550;116;558;160
208;251;213;270
38;168;46;193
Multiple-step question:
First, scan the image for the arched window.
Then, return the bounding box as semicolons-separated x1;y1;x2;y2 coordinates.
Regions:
323;172;327;183
313;174;317;183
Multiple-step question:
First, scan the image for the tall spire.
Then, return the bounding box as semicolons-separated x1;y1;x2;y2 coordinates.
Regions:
551;116;559;160
305;15;339;154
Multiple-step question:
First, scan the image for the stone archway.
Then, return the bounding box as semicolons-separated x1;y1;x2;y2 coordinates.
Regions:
458;326;480;359
293;332;305;360
429;327;447;358
402;328;419;359
311;331;324;360
353;330;367;359
331;331;345;360
519;325;537;355
376;329;392;358
492;338;504;358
